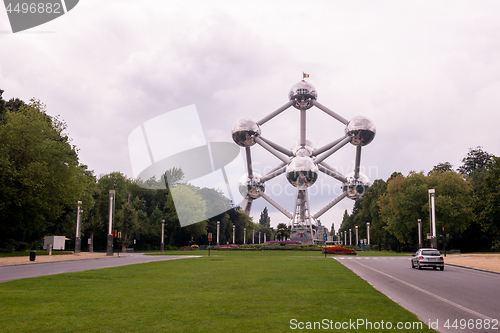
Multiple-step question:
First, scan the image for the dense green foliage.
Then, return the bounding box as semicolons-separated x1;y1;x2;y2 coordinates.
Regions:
0;90;95;250
340;147;498;252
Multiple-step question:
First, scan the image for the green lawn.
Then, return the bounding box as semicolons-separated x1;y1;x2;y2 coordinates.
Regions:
0;252;434;333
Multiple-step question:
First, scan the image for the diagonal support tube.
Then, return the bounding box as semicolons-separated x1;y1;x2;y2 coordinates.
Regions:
259;136;293;157
260;165;287;183
314;135;349;156
313;191;348;220
255;137;290;164
260;192;293;219
241;196;253;215
312;100;349;125
257;101;294;126
314;136;352;164
318;164;347;183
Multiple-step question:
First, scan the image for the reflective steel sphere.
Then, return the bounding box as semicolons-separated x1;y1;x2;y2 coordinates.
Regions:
342;172;370;199
232;118;261;147
238;173;265;199
286;157;318;187
345;116;376;146
291;139;316;157
289;81;317;110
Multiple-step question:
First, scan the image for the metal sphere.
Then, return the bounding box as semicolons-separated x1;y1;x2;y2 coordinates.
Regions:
232;118;261;147
291;139;316;157
342;172;370;200
345;116;376;146
286;157;319;187
238;173;265;199
289;81;317;110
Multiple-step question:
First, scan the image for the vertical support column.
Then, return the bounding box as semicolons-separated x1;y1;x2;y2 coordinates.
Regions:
216;221;220;246
367;222;370;246
253;230;255;244
349;229;352;246
300;109;306;146
244;228;246;245
264;233;266;243
75;201;82;253
344;231;346;246
107;190;115;256
232;225;235;244
161;219;165;253
355;226;359;246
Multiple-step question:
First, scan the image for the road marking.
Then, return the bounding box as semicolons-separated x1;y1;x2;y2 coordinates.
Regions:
338;259;493;321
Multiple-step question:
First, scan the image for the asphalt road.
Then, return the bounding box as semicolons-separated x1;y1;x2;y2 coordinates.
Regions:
336;256;500;333
0;254;200;283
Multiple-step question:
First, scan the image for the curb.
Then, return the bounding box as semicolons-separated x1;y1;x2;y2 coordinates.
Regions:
0;255;119;268
445;263;500;275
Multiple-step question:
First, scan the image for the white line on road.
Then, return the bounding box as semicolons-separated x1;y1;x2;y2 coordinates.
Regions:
338;259;493;321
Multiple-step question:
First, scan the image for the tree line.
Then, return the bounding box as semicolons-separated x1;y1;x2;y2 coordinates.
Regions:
338;147;500;252
1;90;498;253
0;90;272;252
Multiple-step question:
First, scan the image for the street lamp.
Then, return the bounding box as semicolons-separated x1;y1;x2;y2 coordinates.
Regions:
217;221;220;246
366;222;370;246
349;229;352;246
355;226;358;246
161;219;165;253
417;219;422;249
107;190;115;256
428;189;437;248
233;225;235;244
244;228;246;245
75;201;82;253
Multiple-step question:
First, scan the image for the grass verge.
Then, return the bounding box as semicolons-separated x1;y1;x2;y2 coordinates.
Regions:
0;250;73;257
0;252;434;332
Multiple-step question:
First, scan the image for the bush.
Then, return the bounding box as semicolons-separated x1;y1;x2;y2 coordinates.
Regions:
0;247;14;253
14;241;29;252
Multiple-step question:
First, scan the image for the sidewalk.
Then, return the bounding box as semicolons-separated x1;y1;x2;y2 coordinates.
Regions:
0;252;111;267
444;253;500;273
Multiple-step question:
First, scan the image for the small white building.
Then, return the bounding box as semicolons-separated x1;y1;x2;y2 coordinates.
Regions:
43;236;66;250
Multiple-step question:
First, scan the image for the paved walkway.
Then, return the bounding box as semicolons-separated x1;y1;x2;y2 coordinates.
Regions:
0;253;201;283
0;252;109;266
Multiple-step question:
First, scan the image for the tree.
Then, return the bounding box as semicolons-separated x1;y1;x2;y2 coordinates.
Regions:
0;95;93;247
116;200;139;252
378;172;429;250
170;185;207;227
457;147;493;176
426;170;475;250
276;223;290;241
479;156;500;251
428;162;453;175
259;207;271;228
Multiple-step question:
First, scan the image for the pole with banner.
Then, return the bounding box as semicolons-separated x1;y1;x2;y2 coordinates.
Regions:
208;233;212;256
323;233;327;257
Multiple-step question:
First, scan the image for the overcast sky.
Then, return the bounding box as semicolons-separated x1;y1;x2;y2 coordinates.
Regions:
2;0;500;232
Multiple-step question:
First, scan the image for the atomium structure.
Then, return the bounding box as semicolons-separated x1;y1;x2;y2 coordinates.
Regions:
232;78;376;244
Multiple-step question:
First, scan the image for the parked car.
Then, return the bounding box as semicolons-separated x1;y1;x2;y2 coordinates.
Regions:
411;248;444;271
